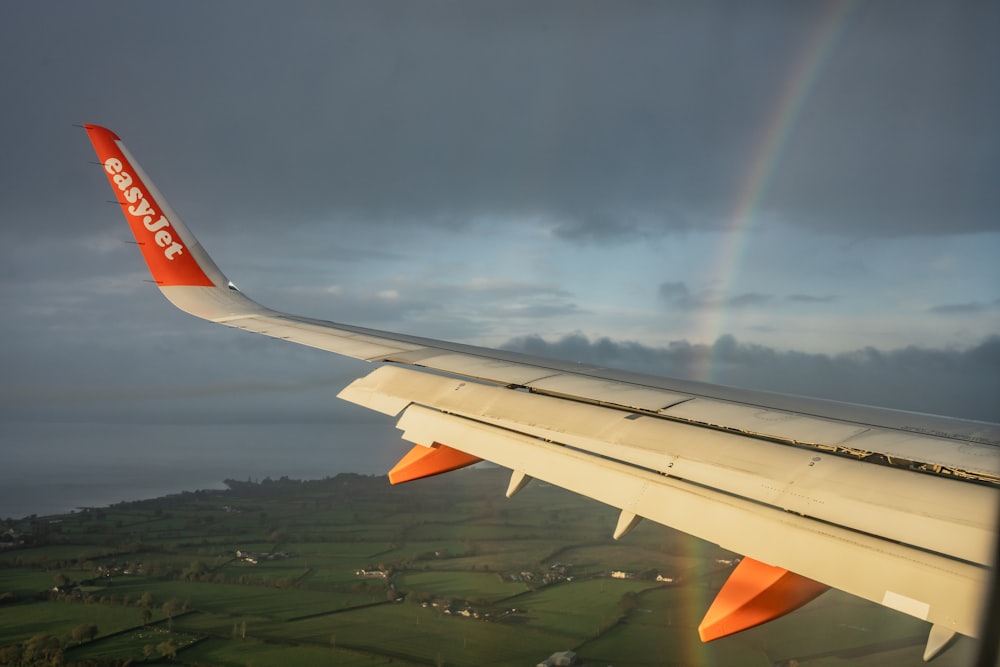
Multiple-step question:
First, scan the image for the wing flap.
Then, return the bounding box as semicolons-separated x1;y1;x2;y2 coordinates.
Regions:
393;403;988;638
340;366;998;566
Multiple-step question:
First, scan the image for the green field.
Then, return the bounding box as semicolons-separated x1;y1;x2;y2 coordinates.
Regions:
0;468;979;666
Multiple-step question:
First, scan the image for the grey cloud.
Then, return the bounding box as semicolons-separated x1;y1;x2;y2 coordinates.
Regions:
765;3;1000;238
549;212;646;244
234;275;581;342
787;294;838;304
1;1;996;250
658;281;694;309
497;302;584;319
658;282;691;300
457;281;573;301
726;293;772;308
928;298;1000;315
502;332;1000;422
659;282;773;310
547;210;694;244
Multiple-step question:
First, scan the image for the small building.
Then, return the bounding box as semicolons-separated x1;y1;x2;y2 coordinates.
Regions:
536;650;578;666
610;570;633;579
355;569;388;579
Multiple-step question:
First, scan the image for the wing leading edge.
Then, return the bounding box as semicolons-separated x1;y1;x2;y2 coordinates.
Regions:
83;125;999;660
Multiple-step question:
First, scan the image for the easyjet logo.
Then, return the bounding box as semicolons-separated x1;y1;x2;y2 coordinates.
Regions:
103;157;185;260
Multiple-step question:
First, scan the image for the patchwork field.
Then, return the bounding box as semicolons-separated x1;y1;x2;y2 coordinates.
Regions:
0;468;978;666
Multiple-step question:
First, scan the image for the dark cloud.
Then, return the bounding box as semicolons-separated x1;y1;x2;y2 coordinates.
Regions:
549;212;649;243
497;303;584;319
503;332;1000;422
658;281;694;307
277;279;583;339
787;294;838;304
766;3;1000;238
726;293;773;308
928;298;1000;315
659;281;774;310
1;1;996;247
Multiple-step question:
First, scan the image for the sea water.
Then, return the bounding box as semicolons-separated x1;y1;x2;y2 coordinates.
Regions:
0;421;401;519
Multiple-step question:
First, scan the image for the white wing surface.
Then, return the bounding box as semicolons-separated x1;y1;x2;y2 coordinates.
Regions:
83;125;999;660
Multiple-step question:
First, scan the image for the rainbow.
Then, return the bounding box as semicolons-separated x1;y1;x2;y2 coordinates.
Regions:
677;6;859;663
691;1;858;385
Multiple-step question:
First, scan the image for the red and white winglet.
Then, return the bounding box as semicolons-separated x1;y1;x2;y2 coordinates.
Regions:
85;125;220;287
84;125;273;324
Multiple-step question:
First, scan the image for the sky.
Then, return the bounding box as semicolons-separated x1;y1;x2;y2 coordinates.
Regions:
0;1;998;514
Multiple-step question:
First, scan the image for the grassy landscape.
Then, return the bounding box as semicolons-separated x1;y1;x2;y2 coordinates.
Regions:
0;467;975;666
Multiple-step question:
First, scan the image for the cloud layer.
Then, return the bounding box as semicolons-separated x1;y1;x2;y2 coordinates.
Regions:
504;332;1000;422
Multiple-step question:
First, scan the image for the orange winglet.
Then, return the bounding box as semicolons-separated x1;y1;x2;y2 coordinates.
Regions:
387;443;482;485
698;557;829;642
83;124;215;287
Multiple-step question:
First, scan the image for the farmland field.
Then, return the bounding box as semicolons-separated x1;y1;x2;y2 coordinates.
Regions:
0;468;979;665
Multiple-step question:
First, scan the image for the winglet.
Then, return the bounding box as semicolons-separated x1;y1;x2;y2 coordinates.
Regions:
83;125;272;323
83;124;222;288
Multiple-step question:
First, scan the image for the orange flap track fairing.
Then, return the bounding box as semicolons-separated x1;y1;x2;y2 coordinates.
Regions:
698;557;830;642
388;443;483;485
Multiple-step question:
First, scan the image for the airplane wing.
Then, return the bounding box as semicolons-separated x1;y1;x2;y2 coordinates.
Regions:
82;124;999;661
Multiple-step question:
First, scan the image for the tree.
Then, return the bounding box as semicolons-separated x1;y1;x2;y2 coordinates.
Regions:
22;634;62;664
162;598;181;619
0;644;21;663
71;623;98;643
184;560;207;580
157;639;177;659
162;598;181;631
